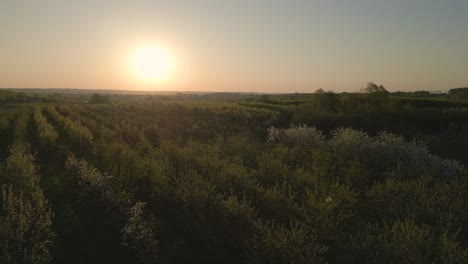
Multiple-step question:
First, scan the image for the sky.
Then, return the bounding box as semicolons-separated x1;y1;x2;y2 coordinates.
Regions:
0;0;467;92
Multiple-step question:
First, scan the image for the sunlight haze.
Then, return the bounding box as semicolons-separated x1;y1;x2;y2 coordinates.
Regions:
129;45;175;83
0;0;467;92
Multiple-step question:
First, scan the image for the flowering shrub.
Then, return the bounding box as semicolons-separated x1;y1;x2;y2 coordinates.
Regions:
268;124;324;147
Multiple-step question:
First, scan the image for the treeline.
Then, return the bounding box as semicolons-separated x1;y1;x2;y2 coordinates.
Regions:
0;90;59;103
0;90;28;103
1;86;467;105
0;90;113;103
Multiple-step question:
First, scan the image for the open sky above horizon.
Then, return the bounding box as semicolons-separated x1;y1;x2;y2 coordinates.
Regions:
1;0;467;92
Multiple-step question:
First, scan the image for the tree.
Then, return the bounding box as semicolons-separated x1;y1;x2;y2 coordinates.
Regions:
448;87;468;99
362;82;389;94
0;142;54;264
315;88;325;94
90;93;110;104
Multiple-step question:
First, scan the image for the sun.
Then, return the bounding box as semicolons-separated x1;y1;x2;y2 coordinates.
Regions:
130;45;174;82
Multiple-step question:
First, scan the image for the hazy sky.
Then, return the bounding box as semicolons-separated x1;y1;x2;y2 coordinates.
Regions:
1;0;467;92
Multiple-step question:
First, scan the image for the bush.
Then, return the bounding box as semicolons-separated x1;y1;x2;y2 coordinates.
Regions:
246;220;327;264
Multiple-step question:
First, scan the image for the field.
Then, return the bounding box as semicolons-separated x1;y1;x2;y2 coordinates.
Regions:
1;89;468;263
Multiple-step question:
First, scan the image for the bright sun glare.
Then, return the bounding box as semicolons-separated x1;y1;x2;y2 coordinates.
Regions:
130;45;174;82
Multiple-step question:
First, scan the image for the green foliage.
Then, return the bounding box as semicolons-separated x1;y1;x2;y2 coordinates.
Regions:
65;155;159;262
1;96;467;263
246;220;327;264
0;141;54;264
0;90;27;102
90;93;111;104
122;202;159;264
34;107;59;146
268;124;324;147
362;82;389;95
448;87;468;99
47;106;93;146
66;154;129;208
13;108;30;140
355;219;434;263
436;231;468;264
301;181;357;238
0;115;10;130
